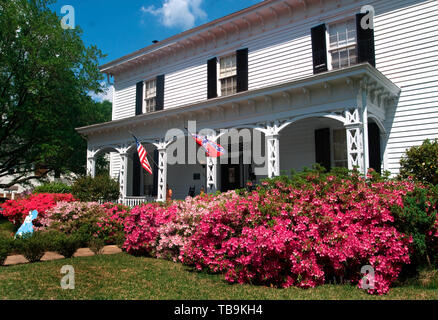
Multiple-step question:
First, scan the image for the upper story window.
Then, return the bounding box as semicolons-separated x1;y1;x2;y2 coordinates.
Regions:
144;79;156;113
219;54;237;96
328;19;357;70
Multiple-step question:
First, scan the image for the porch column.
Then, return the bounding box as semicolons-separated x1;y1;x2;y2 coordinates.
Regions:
266;134;280;178
87;157;96;178
344;109;364;174
206;156;218;193
154;144;168;202
119;153;129;198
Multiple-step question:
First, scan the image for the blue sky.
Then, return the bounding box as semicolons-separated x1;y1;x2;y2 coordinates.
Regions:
50;0;262;67
49;0;263;101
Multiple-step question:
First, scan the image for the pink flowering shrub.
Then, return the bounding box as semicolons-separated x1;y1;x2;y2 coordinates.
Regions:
120;171;438;295
123;202;178;256
0;193;76;226
37;201;105;235
179;177;417;294
96;203;130;245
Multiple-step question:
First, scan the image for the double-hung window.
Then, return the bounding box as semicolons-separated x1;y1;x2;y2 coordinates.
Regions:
328;19;357;70
144;79;156;113
219;54;237;96
332;129;348;168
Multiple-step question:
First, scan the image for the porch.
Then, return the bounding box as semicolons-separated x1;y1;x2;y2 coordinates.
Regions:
76;63;400;205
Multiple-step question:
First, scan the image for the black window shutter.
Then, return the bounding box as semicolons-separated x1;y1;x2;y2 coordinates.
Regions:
356;13;376;67
135;81;143;115
315;128;331;172
152;149;158;197
236;48;248;93
156;74;165;111
368;122;381;174
311;24;328;74
207;57;217;99
132;152;141;196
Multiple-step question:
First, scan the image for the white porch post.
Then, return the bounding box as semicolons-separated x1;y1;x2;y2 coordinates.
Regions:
119;153;129;198
361;84;370;175
255;121;281;178
266;134;280;178
206;156;218;193
344;109;364;174
153;141;172;202
87;157;96;178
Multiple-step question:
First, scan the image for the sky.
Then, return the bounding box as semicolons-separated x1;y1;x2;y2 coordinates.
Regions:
49;0;263;102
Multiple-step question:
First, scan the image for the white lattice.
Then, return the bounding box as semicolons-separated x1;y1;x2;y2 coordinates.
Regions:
266;134;280;178
119;153;129;198
345;109;360;125
206;156;218;193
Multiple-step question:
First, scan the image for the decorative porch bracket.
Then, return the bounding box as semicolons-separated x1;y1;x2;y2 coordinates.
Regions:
153;140;173;202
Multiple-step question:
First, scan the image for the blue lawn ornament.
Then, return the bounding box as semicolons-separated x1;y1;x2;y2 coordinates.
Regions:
15;210;38;238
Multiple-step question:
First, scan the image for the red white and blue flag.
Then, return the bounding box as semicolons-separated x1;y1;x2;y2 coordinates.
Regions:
186;129;226;158
132;135;153;174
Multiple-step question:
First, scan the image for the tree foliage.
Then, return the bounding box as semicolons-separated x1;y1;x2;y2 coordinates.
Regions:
0;0;110;188
400;139;438;185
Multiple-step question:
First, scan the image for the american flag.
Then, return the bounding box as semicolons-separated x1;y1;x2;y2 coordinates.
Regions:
132;135;153;174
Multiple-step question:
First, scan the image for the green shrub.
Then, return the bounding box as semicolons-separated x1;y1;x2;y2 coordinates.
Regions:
89;237;105;255
0;236;13;265
53;233;82;258
72;174;120;202
33;182;72;194
400;138;438;185
391;186;438;275
15;232;52;263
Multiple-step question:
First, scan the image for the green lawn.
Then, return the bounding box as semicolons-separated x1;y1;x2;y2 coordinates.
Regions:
1;252;437;300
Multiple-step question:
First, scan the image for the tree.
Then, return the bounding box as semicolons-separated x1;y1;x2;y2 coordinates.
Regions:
0;0;108;188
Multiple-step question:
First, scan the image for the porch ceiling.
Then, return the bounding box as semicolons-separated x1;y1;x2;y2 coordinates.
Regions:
77;63;400;139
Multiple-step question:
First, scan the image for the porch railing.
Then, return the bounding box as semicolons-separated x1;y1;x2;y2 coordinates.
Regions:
118;196;156;207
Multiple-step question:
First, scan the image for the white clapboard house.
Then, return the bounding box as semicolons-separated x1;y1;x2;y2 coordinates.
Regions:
77;0;438;205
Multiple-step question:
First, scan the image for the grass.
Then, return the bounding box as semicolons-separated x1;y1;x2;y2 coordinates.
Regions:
1;252;437;300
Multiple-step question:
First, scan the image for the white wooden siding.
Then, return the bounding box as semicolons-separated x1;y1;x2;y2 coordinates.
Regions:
110;0;438;177
373;0;438;174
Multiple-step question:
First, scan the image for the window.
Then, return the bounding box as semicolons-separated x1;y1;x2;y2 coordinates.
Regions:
328;19;357;70
332;129;348;168
219;54;237;96
144;79;156;113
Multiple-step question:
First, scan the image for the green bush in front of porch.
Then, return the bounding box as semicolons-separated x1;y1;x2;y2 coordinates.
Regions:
72;174;120;202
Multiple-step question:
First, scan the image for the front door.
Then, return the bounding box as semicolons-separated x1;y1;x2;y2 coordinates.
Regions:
221;164;241;192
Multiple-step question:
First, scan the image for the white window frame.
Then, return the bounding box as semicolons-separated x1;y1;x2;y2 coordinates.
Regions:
218;53;237;97
143;78;156;114
326;17;358;71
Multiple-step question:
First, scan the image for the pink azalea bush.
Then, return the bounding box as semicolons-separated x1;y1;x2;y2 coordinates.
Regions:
0;193;76;226
37;201;105;235
96;203;130;245
122;171;438;295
